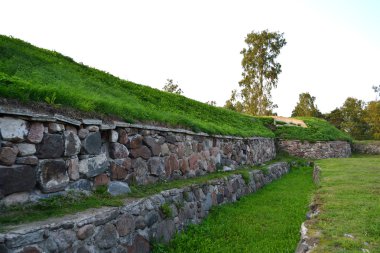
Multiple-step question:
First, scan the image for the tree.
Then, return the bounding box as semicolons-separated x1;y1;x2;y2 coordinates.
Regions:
373;85;380;100
340;97;370;140
291;92;322;117
364;101;380;139
162;79;183;95
225;30;286;116
325;108;344;129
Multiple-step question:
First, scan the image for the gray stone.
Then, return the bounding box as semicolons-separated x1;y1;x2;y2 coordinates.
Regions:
38;159;69;193
95;224;118;249
82;132;102;155
110;130;119;143
78;128;89;139
145;210;159;227
77;224;95;240
118;129;129;145
108;181;131;196
48;123;65;133
165;154;179;177
36;133;64;158
161;143;170;156
0;146;18;166
156;219;175;243
0;165;36;197
64;125;78;134
0;117;28;142
79;153;108;178
16;156;38;165
55;229;76;251
16;143;36;156
5;229;44;248
132;158;149;185
143;136;161;156
109;143;129;159
67;156;79;180
86;125;99;132
64;131;81;156
116;213;135;237
127;234;150;253
1;192;29;207
147;157;165;177
66;179;92;191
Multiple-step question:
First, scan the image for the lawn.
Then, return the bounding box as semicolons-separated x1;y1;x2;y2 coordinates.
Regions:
153;166;315;253
310;156;380;252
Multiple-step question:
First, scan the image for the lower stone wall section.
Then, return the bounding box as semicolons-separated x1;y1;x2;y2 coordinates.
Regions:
277;140;351;159
352;142;380;154
0;162;290;253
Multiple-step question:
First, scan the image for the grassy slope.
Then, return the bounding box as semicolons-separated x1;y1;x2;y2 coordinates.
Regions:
312;156;380;252
153;167;315;253
274;117;352;142
0;35;273;137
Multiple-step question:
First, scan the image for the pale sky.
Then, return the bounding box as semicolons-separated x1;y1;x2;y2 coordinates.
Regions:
1;0;379;116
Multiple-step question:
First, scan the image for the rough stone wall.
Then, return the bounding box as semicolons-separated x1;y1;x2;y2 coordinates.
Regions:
0;162;290;253
352;142;380;154
277;140;351;159
0;114;276;206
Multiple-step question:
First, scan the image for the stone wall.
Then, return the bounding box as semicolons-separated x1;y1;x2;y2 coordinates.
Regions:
277;140;351;159
0;112;276;205
352;142;380;155
0;162;290;253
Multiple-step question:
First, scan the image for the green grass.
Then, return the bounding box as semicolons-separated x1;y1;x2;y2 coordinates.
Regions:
153;166;315;253
310;156;380;252
353;140;380;145
274;117;352;142
0;35;273;137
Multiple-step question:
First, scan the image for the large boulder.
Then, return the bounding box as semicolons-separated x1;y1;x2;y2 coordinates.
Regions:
0;165;36;197
109;143;129;159
81;132;102;155
108;181;131;196
0;117;28;142
110;158;131;180
79;153;109;178
130;146;152;160
37;159;69;193
64;131;81;156
37;133;64;158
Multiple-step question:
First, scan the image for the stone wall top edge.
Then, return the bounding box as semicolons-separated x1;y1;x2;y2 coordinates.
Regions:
0;106;273;140
277;139;350;143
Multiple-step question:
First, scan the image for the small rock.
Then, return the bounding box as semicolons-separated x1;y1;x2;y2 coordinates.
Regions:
132;158;149;185
48;123;65;133
130;146;152;160
143;136;161;156
110;158;132;180
128;135;143;149
77;224;95;240
16;156;39;165
0;117;28;142
116;213;135;237
86;125;99;132
94;173;110;187
118;129;128;145
78;129;89;139
109;143;129;159
127;234;150;253
110;130;118;143
344;233;355;239
67;157;79;180
0;146;19;166
108;181;131;196
147;157;165;177
16;143;36;156
27;122;44;144
165;154;179;176
95;224;118;249
161;143;170;156
82;132;102;155
65;125;78;135
66;179;92;191
223;166;233;171
1;192;30;207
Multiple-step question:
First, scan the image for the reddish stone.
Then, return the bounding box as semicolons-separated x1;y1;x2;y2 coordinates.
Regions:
116;213;135;237
188;153;200;171
67;157;79;180
77;224;95;240
127;235;150;253
128;135;143;149
110;158;131;180
109;143;129;159
176;143;185;158
0;146;18;166
201;150;210;160
130;146;152;160
165;154;179;176
94;173;110;187
65;125;78;135
143;136;161;156
118;129;129;145
179;158;189;174
27;122;44;144
21;246;42;253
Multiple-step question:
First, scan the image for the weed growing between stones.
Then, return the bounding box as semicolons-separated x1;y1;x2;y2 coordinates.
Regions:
160;203;172;219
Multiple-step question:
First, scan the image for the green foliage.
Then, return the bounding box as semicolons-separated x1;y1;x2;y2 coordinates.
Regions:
0;35;275;138
274;117;352;142
312;156;380;252
160;203;172;218
225;30;286;116
162;79;183;95
291;92;322;118
364;101;380;140
152;167;315;252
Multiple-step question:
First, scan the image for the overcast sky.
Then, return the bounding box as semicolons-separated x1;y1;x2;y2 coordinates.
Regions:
1;0;379;116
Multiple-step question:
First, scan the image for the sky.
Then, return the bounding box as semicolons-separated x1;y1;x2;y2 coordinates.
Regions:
1;0;379;116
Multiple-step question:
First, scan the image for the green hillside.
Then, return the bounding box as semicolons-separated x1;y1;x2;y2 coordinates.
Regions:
0;35;351;141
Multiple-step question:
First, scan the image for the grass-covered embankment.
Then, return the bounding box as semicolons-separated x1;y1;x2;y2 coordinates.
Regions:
153;166;315;253
310;155;380;252
274;117;352;142
0;35;273;137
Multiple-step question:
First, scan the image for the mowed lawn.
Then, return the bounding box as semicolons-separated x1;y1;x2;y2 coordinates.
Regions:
153;167;315;253
311;155;380;252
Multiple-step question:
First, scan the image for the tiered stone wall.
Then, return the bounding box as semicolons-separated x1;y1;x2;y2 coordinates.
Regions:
0;162;290;253
277;140;351;159
352;142;380;154
0;111;276;206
